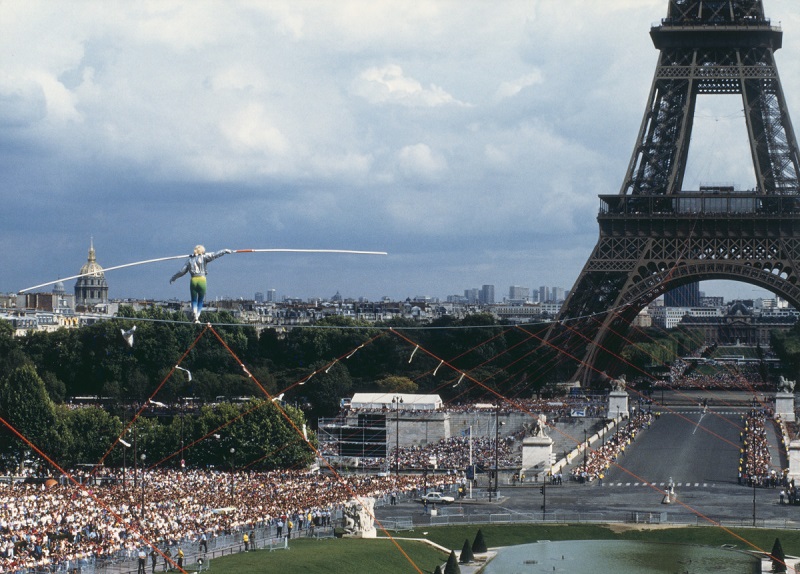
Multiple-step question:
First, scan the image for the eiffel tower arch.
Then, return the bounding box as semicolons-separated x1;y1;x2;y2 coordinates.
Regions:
553;0;800;384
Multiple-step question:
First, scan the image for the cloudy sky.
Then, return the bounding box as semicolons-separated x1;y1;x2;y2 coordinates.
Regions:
3;1;800;303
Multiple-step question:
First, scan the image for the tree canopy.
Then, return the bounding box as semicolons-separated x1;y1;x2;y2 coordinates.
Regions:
0;307;556;473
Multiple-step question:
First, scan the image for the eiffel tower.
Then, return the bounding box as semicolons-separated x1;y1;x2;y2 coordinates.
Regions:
553;0;800;384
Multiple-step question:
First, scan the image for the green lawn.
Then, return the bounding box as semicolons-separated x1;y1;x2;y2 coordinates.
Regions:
710;346;761;359
193;537;448;574
198;524;800;574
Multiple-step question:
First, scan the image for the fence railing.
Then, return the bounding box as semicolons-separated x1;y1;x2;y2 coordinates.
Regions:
93;521;336;574
420;510;800;530
6;557;96;574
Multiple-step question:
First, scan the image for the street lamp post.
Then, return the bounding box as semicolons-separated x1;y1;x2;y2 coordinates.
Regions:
583;428;588;481
180;398;185;470
230;447;236;503
175;366;192;471
541;478;546;519
119;438;131;493
140;454;146;519
492;404;504;501
133;422;138;490
392;396;403;476
468;425;473;500
494;405;499;500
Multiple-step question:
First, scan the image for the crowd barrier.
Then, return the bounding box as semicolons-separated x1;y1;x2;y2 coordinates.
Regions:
89;520;338;574
421;510;800;530
5;557;96;574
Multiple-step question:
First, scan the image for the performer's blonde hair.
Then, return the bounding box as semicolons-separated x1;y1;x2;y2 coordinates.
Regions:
193;245;206;255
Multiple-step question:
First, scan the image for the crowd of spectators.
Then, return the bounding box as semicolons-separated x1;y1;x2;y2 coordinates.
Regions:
341;396;607;418
675;370;767;391
375;435;522;470
569;411;655;483
661;355;769;391
0;468;438;573
739;409;777;486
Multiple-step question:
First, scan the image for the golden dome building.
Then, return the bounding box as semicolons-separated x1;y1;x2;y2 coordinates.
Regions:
74;240;109;309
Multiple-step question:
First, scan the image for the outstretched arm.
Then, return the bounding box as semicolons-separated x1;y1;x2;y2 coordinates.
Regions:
170;262;189;283
204;249;232;263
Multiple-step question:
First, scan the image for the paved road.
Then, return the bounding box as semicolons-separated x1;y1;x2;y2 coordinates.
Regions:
604;407;743;486
375;407;800;528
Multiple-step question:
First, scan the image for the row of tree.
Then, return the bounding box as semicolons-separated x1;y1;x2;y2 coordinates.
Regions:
0;360;315;472
771;326;800;378
0;308;555;472
0;308;556;422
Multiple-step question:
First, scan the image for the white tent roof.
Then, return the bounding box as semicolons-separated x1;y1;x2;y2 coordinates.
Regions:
349;392;442;410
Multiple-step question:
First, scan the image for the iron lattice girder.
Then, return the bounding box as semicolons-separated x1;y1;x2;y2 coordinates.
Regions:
621;6;800;197
666;0;765;23
582;204;800;305
623;259;800;305
555;206;800;381
584;232;800;302
587;236;800;270
655;63;776;82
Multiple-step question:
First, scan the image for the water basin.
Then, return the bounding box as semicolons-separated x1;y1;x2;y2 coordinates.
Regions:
482;540;759;573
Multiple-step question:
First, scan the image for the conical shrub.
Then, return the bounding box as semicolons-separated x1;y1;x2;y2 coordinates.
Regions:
771;537;787;572
459;539;474;563
472;529;487;553
444;550;461;574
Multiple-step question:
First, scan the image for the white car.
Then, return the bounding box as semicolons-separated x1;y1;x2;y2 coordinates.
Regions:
420;492;454;504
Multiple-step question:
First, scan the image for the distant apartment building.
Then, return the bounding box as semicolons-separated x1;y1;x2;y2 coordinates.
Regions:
480;285;495;305
464;288;480;304
493;303;543;323
538;286;549;303
664;283;700;307
508;285;530;302
753;297;788;311
649;305;724;329
539;302;561;316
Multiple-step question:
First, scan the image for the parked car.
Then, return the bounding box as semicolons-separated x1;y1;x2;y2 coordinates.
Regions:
419;492;454;504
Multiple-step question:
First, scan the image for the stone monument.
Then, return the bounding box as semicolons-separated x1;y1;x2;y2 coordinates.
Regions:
608;375;629;422
775;376;796;422
522;414;554;479
789;440;800;481
341;497;376;538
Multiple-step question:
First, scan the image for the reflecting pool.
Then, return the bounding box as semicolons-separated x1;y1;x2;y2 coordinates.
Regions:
482;540;760;573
